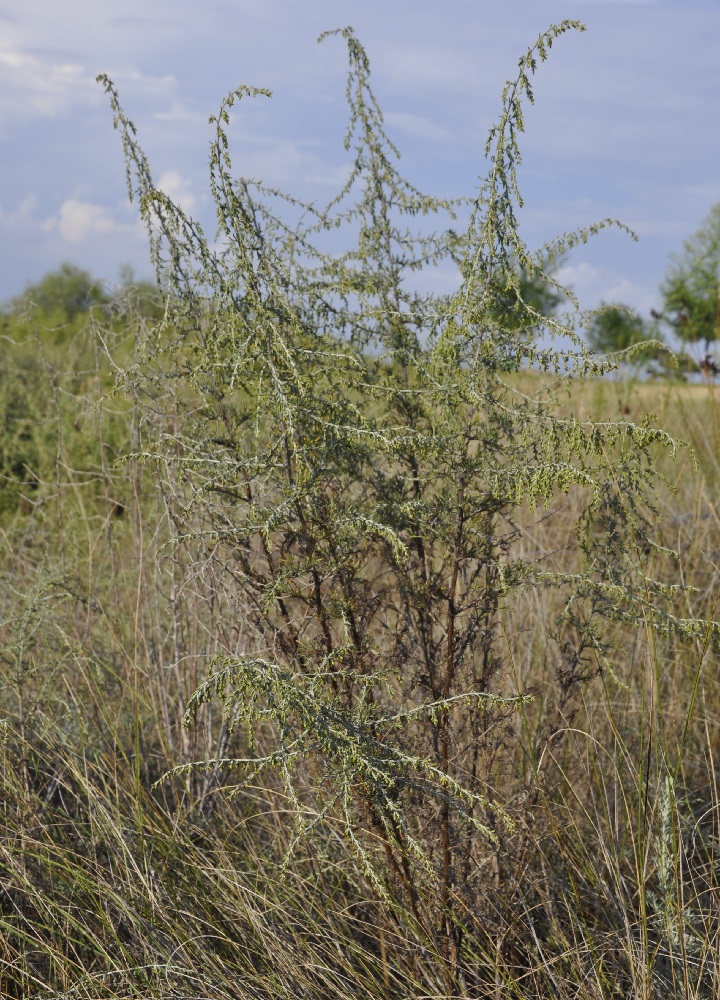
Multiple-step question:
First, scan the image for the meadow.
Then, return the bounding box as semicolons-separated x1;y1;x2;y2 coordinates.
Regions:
2;311;720;999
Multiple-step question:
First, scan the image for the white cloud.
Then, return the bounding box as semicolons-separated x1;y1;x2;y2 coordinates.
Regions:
57;199;120;243
0;48;96;125
375;42;487;94
226;137;331;186
0;195;144;248
0;40;179;133
0;191;149;298
103;68;177;101
556;260;658;313
157;171;197;214
0;192;35;220
154;101;206;125
384;112;452;143
0;194;54;233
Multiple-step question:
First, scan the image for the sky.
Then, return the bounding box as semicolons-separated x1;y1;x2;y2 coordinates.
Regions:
0;0;718;315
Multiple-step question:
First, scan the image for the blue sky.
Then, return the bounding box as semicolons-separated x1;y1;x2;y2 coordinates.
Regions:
1;0;718;314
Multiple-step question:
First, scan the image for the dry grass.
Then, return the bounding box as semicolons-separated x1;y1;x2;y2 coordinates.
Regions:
3;359;720;998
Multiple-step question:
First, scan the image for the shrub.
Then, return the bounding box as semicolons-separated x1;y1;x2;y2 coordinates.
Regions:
91;22;720;993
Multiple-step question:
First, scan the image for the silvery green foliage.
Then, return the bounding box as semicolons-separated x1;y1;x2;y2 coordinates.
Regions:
98;22;716;971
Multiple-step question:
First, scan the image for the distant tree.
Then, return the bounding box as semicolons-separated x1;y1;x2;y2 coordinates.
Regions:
585;301;660;360
488;258;567;337
12;263;108;321
660;201;720;353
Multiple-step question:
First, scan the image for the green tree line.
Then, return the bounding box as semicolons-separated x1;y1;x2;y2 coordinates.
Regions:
586;201;720;375
6;196;720;379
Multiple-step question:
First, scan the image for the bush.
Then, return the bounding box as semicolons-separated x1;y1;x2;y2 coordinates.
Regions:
6;263;109;328
94;23;720;992
3;23;719;1000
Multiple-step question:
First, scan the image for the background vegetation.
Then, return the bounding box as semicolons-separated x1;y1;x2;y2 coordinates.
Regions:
2;22;720;1000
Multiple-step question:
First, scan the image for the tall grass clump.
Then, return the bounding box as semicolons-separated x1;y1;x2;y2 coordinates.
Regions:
3;21;720;1000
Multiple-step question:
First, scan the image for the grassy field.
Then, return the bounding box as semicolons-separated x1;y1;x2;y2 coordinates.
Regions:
3;316;720;999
